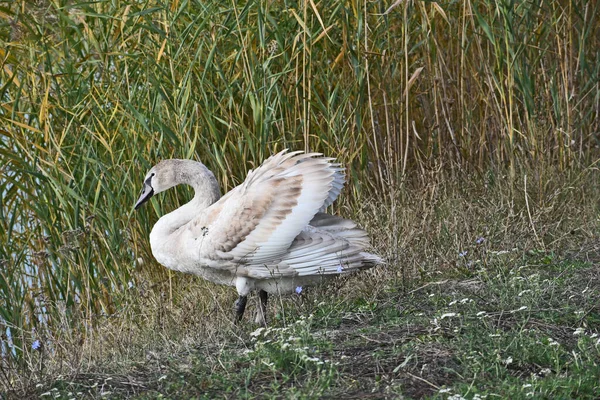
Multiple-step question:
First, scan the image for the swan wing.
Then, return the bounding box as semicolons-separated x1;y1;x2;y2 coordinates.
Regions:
282;213;380;276
319;167;345;212
278;227;381;277
188;150;341;268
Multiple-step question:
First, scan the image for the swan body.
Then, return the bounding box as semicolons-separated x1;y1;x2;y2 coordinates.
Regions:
134;150;382;324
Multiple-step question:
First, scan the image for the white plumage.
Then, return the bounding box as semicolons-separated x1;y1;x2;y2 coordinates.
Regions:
134;150;382;325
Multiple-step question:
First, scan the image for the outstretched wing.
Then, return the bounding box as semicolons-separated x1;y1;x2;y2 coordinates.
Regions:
187;150;340;269
319;167;345;212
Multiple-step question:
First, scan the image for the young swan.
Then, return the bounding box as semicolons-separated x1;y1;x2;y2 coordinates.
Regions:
134;150;382;325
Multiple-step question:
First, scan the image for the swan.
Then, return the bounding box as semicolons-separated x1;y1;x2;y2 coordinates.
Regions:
134;150;382;325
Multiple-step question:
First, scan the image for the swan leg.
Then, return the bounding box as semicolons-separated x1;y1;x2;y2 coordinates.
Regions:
234;295;248;323
255;290;268;326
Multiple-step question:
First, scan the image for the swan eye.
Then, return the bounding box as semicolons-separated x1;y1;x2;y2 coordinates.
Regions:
144;172;155;186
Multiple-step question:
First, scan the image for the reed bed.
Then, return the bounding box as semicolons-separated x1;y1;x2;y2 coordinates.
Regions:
0;0;598;390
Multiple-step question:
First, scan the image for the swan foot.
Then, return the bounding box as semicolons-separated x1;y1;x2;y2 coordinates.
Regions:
255;290;268;326
234;295;248;323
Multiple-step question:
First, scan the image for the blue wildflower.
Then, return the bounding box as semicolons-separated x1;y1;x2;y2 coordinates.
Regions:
32;340;41;350
476;237;485;244
295;286;302;295
459;251;468;257
337;265;343;273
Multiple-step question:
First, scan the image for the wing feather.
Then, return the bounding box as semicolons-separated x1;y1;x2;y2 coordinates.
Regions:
190;150;338;267
318;167;345;212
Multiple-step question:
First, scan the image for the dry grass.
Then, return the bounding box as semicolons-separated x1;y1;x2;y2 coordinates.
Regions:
4;164;598;397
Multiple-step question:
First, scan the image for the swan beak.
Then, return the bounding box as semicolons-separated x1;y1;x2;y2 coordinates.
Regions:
134;182;154;210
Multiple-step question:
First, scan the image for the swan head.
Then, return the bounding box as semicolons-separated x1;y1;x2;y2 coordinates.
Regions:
134;160;181;210
134;159;220;210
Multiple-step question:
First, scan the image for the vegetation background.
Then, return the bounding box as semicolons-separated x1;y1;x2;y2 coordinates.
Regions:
0;0;599;397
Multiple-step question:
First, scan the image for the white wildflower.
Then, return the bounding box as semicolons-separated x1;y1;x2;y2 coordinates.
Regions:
547;338;560;347
440;313;458;319
573;328;585;336
438;388;452;393
504;356;513;365
250;327;265;337
301;355;320;362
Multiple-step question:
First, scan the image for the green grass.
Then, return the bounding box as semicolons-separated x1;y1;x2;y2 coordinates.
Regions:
18;251;599;399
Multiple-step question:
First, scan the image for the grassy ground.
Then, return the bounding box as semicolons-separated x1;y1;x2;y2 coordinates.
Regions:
17;249;600;399
2;1;600;392
9;170;600;399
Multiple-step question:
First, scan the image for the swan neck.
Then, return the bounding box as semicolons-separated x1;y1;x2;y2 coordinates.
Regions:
151;161;221;240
